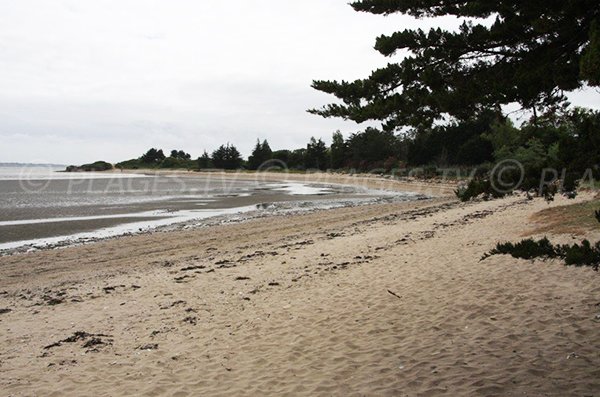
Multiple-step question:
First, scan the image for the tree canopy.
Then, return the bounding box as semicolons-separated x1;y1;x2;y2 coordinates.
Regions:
305;137;328;170
247;139;273;170
330;131;346;169
170;150;191;160
140;148;165;164
197;150;212;169
211;143;243;170
310;1;600;131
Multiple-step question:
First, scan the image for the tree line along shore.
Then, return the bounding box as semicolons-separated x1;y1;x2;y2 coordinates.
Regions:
68;107;599;187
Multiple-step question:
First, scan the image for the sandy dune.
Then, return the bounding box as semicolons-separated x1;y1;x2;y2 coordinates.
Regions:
1;187;599;396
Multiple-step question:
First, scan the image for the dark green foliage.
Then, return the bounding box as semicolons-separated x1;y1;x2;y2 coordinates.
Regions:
271;149;307;170
556;108;600;180
290;149;307;168
66;161;112;172
330;131;346;169
486;238;559;260
87;161;112;171
271;149;306;170
154;149;194;169
305;137;328;170
247;139;273;170
408;110;498;166
115;159;141;169
140;148;165;165
311;1;600;131
484;237;600;271
159;157;195;169
562;173;580;196
580;21;600;86
170;150;191;160
117;148;194;169
271;149;291;165
474;108;600;198
308;1;599;195
211;144;243;170
455;177;507;202
456;136;495;166
197;151;212;169
562;240;600;269
346;127;400;170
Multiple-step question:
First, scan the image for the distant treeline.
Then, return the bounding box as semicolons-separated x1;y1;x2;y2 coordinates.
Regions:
110;108;598;185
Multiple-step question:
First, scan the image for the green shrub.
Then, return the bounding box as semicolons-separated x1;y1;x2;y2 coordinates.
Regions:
483;237;600;271
66;161;113;172
116;159;145;169
561;240;600;269
486;237;559;260
455;178;508;202
159;157;195;169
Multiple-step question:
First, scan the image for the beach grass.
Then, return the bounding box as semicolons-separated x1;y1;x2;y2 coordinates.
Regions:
529;198;600;235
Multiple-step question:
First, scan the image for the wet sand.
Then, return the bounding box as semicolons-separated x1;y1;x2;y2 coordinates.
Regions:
0;191;363;245
0;216;168;245
0;176;599;396
2;172;418;248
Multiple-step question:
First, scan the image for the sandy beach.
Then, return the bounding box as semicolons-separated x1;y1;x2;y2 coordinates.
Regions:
1;175;599;396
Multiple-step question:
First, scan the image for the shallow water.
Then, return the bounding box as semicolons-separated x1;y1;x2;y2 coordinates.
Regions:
0;166;423;251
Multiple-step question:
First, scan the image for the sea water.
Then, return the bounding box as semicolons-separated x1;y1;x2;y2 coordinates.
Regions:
0;165;422;251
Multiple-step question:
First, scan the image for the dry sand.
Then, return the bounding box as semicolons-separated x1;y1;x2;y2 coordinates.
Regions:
0;176;599;396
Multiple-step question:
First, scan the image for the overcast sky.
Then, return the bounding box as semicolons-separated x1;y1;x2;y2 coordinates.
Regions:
1;1;598;164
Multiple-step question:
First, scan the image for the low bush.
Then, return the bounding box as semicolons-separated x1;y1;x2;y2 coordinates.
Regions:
561;240;600;269
486;237;559;260
455;178;508;202
483;237;600;271
66;161;112;172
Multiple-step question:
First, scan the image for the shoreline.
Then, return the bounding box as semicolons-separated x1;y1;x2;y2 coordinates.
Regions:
105;168;459;197
0;173;436;255
0;191;599;395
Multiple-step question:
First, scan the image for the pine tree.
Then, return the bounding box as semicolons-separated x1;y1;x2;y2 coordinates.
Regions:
197;150;212;169
140;148;165;165
247;139;273;170
305;137;328;170
310;1;600;131
330;131;346;169
211;144;243;170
